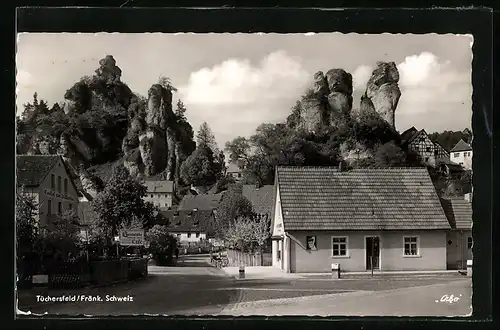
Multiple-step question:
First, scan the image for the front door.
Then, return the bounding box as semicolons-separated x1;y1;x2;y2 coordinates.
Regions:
366;236;380;270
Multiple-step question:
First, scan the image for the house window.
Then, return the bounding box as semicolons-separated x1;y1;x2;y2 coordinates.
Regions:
425;157;429;162
238;173;242;178
150;194;153;198
47;199;52;214
426;147;431;152
332;237;348;256
51;174;55;189
64;178;68;194
414;146;419;151
68;203;73;210
196;232;200;238
187;233;191;238
57;176;62;192
434;149;439;156
58;202;62;214
467;237;473;249
404;236;419;256
454;153;460;158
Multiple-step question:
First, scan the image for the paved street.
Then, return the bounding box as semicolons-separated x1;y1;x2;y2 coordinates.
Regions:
17;255;472;317
17;255;239;316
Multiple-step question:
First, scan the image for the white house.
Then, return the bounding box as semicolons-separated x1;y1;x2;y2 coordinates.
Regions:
159;209;216;246
143;180;174;209
449;139;472;170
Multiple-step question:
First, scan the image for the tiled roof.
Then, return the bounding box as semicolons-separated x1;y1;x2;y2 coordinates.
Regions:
158;210;215;236
242;185;274;215
400;127;419;144
440;198;472;230
450;139;472;152
178;193;224;211
144;180;174;193
16;155;61;187
276;166;451;231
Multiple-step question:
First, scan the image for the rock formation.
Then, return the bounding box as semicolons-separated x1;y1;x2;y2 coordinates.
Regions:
123;84;180;180
360;62;401;128
299;69;353;132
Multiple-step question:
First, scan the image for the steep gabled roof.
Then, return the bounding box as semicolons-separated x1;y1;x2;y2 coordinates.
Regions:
450;139;472;152
276;166;450;231
178;193;224;211
440;197;472;230
242;185;274;215
159;209;215;236
144;180;174;193
400;126;419;144
16;155;61;187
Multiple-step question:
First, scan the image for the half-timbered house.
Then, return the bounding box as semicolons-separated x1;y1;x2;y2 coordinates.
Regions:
400;127;450;167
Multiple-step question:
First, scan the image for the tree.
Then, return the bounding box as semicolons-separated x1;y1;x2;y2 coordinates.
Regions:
175;99;187;119
374;142;408;167
225;136;251;166
16;187;39;258
90;164;157;247
158;75;178;92
214;187;254;239
197;122;218;153
146;225;177;265
179;145;218;187
225;215;271;253
40;210;82;260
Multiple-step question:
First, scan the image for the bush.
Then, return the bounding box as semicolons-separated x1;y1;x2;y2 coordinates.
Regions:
146;225;177;265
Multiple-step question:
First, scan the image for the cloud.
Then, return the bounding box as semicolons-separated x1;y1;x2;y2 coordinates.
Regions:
16;70;35;91
179;51;312;148
179;50;310;105
396;52;471;114
352;65;372;91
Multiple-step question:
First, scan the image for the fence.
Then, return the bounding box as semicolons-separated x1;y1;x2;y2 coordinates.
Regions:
226;250;272;267
19;257;149;289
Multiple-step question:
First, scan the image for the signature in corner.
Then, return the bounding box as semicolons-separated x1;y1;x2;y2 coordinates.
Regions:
435;294;462;304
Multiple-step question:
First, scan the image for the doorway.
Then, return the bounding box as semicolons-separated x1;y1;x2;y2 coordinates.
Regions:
366;236;380;270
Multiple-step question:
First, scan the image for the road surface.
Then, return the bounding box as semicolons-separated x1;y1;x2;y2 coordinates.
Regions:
17;255;472;317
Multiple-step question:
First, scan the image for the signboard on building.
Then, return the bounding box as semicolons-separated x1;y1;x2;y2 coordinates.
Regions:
119;229;145;246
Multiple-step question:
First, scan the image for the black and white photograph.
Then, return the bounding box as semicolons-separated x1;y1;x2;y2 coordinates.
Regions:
15;31;474;317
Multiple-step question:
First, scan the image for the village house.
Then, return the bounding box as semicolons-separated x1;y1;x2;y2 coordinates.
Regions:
449;139;473;170
226;162;243;181
158;209;216;246
400;126;450;167
16;155;81;228
143;179;174;209
178;193;224;212
242;184;274;220
271;166;452;273
441;193;473;270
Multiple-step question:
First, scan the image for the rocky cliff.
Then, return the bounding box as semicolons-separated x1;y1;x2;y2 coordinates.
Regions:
299;69;353;132
360;61;401;129
123;84;182;181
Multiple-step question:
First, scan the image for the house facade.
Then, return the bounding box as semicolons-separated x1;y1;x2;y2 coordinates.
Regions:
159;209;216;246
441;194;473;270
449;139;473;170
17;155;80;227
400;127;450;167
143;180;174;209
271;166;451;273
226;162;243;181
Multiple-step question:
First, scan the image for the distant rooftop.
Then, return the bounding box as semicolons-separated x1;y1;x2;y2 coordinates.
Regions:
450;139;472;152
143;180;174;193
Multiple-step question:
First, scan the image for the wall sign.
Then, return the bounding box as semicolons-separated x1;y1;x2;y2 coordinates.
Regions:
44;188;75;201
306;236;317;250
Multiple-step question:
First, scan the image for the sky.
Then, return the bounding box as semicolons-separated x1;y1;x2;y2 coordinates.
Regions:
16;33;473;149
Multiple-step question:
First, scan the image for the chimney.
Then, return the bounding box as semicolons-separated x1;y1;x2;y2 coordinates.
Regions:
338;160;346;171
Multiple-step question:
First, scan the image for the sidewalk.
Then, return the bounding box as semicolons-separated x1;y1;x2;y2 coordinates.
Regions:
222;266;466;280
